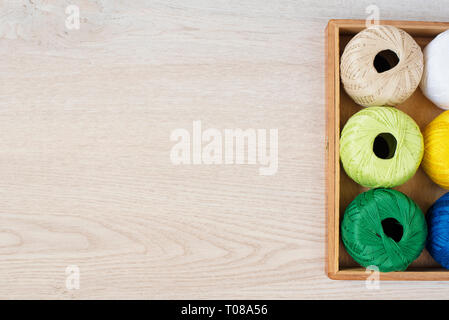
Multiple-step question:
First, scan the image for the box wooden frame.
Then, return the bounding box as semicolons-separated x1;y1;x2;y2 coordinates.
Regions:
326;19;449;280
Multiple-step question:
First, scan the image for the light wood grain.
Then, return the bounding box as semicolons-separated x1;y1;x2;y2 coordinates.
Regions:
1;0;449;300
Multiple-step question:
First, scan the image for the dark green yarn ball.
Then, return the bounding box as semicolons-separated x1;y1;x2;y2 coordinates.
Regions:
341;188;427;272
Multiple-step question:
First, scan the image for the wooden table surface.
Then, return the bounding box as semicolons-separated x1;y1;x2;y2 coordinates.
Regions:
1;0;449;299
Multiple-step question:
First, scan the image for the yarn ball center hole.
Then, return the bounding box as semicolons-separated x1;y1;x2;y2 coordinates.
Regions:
378;218;404;242
373;132;397;159
373;49;400;73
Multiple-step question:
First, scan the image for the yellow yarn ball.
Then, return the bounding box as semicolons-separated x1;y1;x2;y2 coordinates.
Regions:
423;111;449;189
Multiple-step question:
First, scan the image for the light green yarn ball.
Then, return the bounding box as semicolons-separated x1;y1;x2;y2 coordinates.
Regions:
340;106;423;188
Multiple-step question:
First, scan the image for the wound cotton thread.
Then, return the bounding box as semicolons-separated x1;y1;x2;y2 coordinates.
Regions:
341;188;427;272
427;193;449;269
340;106;424;188
340;25;423;107
422;111;449;189
420;29;449;110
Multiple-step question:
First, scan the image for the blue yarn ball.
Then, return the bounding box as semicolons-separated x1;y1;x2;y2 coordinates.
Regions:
427;193;449;269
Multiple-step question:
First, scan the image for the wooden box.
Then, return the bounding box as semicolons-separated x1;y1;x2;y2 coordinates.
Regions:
326;19;449;280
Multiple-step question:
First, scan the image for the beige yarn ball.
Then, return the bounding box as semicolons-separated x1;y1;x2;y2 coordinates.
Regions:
340;25;423;107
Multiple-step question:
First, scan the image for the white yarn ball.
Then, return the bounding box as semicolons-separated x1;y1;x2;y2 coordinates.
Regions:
420;30;449;110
